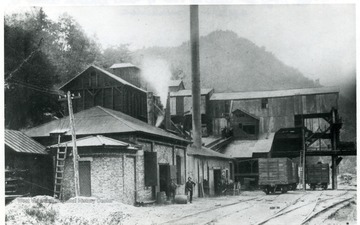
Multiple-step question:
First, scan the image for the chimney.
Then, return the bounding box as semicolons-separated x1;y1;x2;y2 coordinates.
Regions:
190;5;202;149
147;92;155;126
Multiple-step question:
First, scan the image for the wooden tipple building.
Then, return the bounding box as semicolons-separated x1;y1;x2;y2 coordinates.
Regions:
60;65;148;122
207;86;349;189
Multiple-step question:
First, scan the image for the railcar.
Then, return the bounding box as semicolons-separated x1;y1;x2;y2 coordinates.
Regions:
258;158;298;194
306;163;330;190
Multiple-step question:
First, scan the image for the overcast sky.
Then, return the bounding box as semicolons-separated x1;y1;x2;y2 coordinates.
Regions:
4;3;357;88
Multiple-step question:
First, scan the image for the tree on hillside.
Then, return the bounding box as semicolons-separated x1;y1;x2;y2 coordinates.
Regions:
5;10;61;129
134;30;317;92
96;44;133;69
4;8;102;129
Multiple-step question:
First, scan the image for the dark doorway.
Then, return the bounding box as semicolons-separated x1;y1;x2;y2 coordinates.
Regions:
79;161;91;197
176;156;182;184
159;164;170;198
214;169;221;196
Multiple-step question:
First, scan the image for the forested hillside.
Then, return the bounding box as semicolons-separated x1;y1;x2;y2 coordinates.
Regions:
133;30;318;92
5;10;355;146
4;8;130;129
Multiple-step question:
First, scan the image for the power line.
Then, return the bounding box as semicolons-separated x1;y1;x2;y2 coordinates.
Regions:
8;79;62;96
5;38;44;82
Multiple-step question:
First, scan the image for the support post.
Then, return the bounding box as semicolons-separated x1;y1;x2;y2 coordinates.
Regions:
302;125;306;191
67;91;81;200
190;5;202;149
59;91;81;201
331;108;338;190
332;156;338;190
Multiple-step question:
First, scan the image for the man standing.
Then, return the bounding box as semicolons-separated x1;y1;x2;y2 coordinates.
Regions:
185;177;196;203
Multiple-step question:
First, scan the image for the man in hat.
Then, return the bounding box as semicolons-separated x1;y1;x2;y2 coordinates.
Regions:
185;177;196;203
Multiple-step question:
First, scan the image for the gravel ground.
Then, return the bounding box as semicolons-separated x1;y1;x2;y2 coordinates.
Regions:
5;189;357;225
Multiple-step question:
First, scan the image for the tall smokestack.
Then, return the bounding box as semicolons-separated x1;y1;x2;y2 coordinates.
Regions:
190;5;202;149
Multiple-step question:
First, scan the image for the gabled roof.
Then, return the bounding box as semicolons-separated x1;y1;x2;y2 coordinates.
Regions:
232;108;259;120
170;88;213;97
168;80;184;87
187;145;232;159
59;65;146;93
222;133;275;158
210;86;339;101
110;63;139;69
49;135;138;150
24;106;189;143
5;129;47;155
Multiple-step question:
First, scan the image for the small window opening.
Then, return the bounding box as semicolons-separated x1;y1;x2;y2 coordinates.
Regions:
261;98;268;109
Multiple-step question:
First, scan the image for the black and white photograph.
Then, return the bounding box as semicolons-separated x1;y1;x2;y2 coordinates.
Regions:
2;1;357;224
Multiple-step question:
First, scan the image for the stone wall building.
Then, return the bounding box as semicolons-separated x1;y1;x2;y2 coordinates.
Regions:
25;106;190;204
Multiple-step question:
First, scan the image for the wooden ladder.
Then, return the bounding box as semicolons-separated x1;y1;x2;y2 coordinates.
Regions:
54;145;67;199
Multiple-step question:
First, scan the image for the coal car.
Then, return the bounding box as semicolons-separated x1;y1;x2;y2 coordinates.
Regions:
306;163;330;190
258;158;298;194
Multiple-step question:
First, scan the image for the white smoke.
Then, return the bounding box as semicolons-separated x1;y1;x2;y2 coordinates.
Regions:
141;57;172;106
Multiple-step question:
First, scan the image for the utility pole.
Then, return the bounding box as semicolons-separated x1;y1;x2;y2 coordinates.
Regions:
59;91;81;201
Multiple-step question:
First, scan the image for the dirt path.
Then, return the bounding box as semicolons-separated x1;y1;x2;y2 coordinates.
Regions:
5;190;356;225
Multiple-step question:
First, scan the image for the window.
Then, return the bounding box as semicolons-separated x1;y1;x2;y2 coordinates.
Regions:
243;125;256;134
261;98;268;109
89;71;96;87
239;123;243;129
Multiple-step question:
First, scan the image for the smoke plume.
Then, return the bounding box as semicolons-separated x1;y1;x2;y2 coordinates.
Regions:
141;57;172;105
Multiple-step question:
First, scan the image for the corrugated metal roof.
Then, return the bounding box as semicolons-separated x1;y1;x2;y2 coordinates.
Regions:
59;65;146;93
24;106;190;143
168;80;183;87
5;129;47;155
110;63;138;69
170;88;213;97
49;135;138;149
222;133;275;158
187;145;232;159
210;86;339;101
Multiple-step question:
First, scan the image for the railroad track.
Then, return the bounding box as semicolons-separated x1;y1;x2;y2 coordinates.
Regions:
255;190;354;225
255;192;311;225
301;193;355;225
160;196;262;225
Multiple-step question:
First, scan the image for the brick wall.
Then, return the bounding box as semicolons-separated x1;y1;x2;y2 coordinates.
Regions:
60;150;152;205
136;150;153;202
155;144;173;164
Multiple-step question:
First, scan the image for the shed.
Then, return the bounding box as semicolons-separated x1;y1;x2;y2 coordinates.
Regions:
186;145;232;197
221;133;275;190
5;130;52;197
48;135;141;204
168;80;185;92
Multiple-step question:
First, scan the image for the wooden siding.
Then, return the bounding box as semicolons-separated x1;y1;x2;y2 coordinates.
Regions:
230;111;259;140
258;158;296;185
63;67;147;121
212;93;338;136
112;67;141;88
